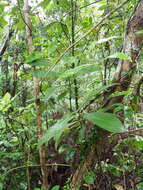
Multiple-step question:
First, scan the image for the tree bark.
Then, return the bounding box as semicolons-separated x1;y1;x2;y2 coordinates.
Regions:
23;0;49;189
71;1;143;189
0;27;13;59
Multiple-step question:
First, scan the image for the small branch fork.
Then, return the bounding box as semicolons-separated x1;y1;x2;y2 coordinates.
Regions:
48;0;129;73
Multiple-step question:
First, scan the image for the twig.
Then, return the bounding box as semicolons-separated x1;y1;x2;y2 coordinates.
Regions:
111;127;143;136
17;0;32;34
2;163;71;178
63;0;101;18
48;0;129;73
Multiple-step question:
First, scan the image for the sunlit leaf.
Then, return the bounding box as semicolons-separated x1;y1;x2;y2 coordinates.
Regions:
135;29;143;34
0;93;11;112
97;36;120;44
107;52;132;61
0;17;7;27
114;184;124;190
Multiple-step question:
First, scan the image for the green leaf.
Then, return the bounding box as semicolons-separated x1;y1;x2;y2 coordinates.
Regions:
26;52;46;63
60;64;100;79
51;185;60;190
0;93;11;112
84;171;95;185
0;182;3;190
107;52;132;61
80;83;117;109
60;0;69;9
38;113;74;147
0;17;8;27
84;112;124;133
44;88;57;101
39;0;50;8
135;29;143;34
29;59;49;67
2;93;11;103
110;90;129;98
97;36;120;44
31;69;47;79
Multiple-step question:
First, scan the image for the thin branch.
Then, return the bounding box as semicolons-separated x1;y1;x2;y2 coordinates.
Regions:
133;76;143;97
111;127;143;137
63;0;101;18
48;0;129;73
2;163;71;178
0;28;13;57
17;0;32;34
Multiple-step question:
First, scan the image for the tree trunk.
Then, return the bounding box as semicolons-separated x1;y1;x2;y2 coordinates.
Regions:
71;1;143;189
23;0;49;189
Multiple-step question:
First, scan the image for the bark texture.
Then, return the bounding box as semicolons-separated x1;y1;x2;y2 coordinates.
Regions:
0;28;13;59
71;1;143;189
24;0;48;189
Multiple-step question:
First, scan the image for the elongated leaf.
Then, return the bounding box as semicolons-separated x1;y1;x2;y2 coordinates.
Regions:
84;112;124;133
60;64;100;79
107;52;131;61
31;69;47;79
26;52;46;63
97;36;120;44
135;29;143;34
110;90;129;98
28;59;49;67
38;113;73;147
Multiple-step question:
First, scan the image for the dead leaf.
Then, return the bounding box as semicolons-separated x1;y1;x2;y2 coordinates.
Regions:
114;184;124;190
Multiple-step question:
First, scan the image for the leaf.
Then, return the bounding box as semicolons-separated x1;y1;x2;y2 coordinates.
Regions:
135;29;143;34
44;88;57;101
97;36;120;44
84;112;124;133
110;90;129;98
0;182;3;190
107;52;132;61
31;69;47;79
0;93;11;112
26;52;46;64
114;184;124;190
80;83;117;109
0;17;8;27
1;93;11;103
38;113;73;147
84;171;95;185
29;59;49;67
39;0;50;8
58;91;68;100
51;185;60;190
60;64;100;79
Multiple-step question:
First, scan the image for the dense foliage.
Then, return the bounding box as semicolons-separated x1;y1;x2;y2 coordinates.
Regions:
0;0;143;190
